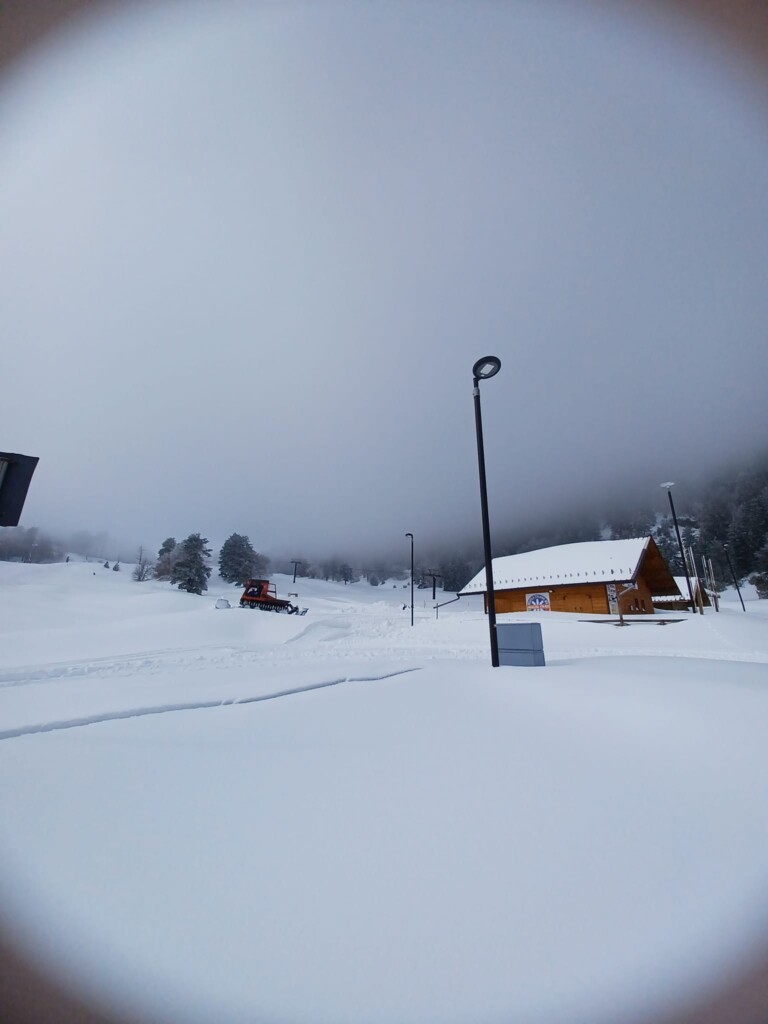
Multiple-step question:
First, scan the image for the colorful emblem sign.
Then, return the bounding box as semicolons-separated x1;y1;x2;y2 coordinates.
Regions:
526;592;551;612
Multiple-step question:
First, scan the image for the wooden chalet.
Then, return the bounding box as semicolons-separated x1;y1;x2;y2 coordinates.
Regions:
460;537;679;615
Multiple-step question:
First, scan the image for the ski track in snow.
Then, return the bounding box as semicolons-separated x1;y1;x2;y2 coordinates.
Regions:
0;667;421;741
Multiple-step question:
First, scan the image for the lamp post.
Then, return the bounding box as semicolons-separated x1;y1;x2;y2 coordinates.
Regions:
290;559;302;584
661;483;697;614
405;533;414;626
424;572;442;601
473;356;501;667
723;543;747;612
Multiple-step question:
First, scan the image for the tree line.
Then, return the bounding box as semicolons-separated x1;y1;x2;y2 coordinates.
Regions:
0;525;62;563
599;456;768;597
127;540;476;598
0;526;132;565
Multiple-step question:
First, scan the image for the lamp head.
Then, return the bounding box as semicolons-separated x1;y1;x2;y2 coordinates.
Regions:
661;482;675;489
473;356;501;382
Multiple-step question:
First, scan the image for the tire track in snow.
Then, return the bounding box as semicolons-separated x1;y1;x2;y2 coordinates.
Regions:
0;667;421;741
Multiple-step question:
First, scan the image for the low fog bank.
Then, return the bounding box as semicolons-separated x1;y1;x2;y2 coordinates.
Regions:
17;445;763;586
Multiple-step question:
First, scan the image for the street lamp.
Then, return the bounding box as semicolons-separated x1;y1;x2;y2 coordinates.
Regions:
723;543;747;612
473;356;501;667
290;559;302;584
405;533;414;626
424;571;442;601
661;482;697;614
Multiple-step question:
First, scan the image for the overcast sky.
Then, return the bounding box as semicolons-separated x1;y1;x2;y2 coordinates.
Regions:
2;1;768;560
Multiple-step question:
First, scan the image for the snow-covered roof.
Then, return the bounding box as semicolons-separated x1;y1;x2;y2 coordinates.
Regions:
460;538;653;594
653;577;697;603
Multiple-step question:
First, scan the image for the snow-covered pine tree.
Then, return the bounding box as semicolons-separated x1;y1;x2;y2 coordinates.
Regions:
653;520;683;575
153;537;177;580
727;493;768;577
171;534;212;595
218;533;268;585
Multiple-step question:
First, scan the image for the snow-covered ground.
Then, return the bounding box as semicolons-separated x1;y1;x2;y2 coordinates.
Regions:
1;561;767;1024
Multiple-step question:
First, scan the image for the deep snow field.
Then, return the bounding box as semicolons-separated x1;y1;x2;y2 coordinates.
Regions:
1;560;767;1024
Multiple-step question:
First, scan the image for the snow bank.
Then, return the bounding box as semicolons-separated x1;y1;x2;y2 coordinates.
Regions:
0;561;767;1024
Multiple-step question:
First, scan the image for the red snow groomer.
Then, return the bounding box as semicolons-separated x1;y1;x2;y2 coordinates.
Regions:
239;579;307;615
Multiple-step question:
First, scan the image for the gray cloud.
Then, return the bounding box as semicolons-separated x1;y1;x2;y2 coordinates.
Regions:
2;2;767;558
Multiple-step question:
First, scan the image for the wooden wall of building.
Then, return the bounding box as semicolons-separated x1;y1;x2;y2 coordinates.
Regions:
491;575;656;615
619;577;655;614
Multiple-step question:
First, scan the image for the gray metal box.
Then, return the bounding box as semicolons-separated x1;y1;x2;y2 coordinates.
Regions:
498;648;546;667
496;623;546;667
496;623;544;651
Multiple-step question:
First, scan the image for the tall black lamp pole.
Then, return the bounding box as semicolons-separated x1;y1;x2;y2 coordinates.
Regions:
473;356;501;667
291;559;302;584
405;533;414;626
661;483;697;614
723;543;747;612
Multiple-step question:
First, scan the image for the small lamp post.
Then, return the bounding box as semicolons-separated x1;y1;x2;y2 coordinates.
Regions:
661;483;697;614
290;559;302;584
473;356;501;667
405;533;414;626
723;543;747;612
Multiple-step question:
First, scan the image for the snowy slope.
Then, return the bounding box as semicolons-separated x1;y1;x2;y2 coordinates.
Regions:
0;561;767;1024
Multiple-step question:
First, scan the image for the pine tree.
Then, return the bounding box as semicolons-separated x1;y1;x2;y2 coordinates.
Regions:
218;533;268;585
154;537;177;580
749;537;768;598
171;534;212;595
727;495;768;577
609;509;656;540
653;520;684;575
438;555;471;593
